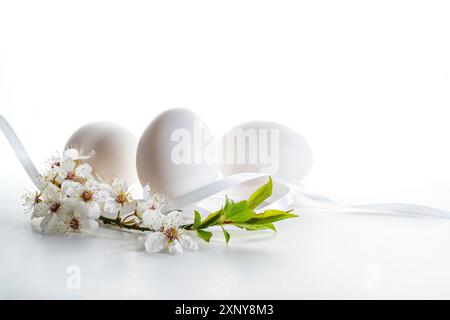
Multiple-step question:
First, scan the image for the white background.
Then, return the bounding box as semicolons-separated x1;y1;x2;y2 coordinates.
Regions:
1;0;450;299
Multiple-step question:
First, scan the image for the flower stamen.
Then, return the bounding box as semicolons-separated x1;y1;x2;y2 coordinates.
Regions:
68;217;80;232
50;176;61;188
66;171;76;180
115;192;129;205
51;161;60;169
34;192;42;204
81;191;93;202
50;202;61;213
163;226;179;243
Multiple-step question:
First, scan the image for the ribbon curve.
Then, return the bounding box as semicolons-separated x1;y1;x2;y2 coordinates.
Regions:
2;114;450;220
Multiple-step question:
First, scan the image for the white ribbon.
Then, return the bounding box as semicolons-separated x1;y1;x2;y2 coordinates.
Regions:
278;176;450;219
2;113;450;220
0;115;41;187
167;173;294;211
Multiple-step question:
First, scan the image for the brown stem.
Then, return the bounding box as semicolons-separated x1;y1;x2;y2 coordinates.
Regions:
99;216;196;232
99;215;151;232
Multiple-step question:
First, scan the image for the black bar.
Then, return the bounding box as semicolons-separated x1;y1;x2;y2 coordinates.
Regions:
0;300;447;319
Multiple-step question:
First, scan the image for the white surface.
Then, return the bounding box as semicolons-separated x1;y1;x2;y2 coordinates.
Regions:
2;181;450;299
1;0;450;299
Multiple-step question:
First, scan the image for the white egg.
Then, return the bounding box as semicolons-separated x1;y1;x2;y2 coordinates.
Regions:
136;108;218;198
219;121;313;181
65;122;138;185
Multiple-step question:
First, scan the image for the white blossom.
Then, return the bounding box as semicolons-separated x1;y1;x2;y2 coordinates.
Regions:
22;149;100;235
142;211;198;255
143;185;167;209
61;180;103;219
63;148;96;161
47;149;94;185
143;210;164;230
39;198;98;235
31;182;64;218
102;178;131;218
54;158;92;184
22;148;204;254
135;185;167;219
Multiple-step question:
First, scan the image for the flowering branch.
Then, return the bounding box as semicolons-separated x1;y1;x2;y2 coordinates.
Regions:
99;177;297;244
99;215;151;232
23;149;297;255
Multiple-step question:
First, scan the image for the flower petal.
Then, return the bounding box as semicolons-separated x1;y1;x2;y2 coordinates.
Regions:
79;218;99;231
40;214;68;235
112;178;128;194
32;202;50;218
55;174;66;185
102;199;121;219
59;157;75;172
136;201;150;218
165;211;183;227
63;149;80;160
87;202;101;219
152;192;167;210
39;213;53;231
144;232;166;253
143;210;163;230
61;180;83;198
96;183;113;204
75;163;92;178
85;180;100;193
179;233;199;250
143;185;152;201
168;239;183;255
41;183;60;201
78;150;95;160
36;177;48;191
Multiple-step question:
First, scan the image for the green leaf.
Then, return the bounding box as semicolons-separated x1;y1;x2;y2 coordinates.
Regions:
246;209;298;225
247;177;273;209
194;210;201;226
195;210;222;229
224;196;235;206
196;229;213;242
235;223;276;232
221;226;231;244
224;200;255;223
221;196;234;216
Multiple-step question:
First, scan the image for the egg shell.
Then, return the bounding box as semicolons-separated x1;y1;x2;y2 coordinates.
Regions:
65;122;138;185
136;108;218;198
219;121;313;181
